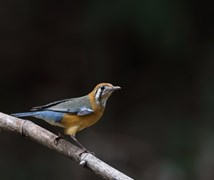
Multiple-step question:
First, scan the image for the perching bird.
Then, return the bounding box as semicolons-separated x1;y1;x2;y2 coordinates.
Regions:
12;83;121;151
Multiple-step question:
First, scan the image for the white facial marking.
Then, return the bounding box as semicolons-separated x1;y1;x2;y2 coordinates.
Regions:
95;87;102;104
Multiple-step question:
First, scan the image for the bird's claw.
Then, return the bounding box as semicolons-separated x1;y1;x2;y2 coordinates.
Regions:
79;160;86;166
78;148;95;166
54;133;64;145
79;152;90;166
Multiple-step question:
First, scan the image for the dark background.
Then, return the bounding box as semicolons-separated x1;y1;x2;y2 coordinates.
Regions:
0;0;214;179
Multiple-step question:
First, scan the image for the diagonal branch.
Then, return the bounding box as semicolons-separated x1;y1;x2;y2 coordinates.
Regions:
0;112;133;180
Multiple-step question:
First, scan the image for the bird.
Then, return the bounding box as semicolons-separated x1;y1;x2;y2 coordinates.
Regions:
11;83;121;151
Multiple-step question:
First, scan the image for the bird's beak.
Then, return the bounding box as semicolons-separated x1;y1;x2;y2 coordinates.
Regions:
111;86;121;91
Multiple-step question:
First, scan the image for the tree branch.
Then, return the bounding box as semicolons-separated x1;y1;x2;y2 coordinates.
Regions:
0;112;133;180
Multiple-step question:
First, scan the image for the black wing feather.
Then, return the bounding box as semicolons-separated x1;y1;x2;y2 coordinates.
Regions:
31;96;94;116
31;98;71;111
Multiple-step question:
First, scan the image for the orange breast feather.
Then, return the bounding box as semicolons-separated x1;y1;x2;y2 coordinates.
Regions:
62;93;104;136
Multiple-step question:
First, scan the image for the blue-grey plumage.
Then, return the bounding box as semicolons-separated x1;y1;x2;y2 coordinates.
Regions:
32;95;94;115
11;111;65;127
11;83;121;138
11;95;95;128
11;83;121;152
11;95;95;131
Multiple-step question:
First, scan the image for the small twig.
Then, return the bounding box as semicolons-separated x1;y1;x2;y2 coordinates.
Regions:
0;112;133;180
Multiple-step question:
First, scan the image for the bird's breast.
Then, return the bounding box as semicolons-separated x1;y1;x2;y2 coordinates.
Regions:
61;94;105;135
61;109;104;130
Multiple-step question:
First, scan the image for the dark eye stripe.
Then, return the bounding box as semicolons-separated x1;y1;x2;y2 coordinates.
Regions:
99;87;104;99
100;86;105;90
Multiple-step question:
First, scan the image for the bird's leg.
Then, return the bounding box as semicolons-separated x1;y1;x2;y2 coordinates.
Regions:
70;135;92;154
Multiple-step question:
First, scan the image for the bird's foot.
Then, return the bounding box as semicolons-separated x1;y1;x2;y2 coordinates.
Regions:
79;149;95;167
54;133;64;145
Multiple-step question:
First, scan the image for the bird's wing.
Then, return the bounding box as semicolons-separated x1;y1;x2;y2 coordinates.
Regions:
32;96;94;116
31;98;70;110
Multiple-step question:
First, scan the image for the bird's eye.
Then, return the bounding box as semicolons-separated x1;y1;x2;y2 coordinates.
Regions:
100;86;105;90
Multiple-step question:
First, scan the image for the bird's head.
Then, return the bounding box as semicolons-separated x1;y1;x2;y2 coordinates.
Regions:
91;83;121;107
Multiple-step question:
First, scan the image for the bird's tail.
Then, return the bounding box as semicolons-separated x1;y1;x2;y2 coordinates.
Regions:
11;111;65;128
11;112;40;118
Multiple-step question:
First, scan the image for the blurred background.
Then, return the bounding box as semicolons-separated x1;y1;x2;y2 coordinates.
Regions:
0;0;214;179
